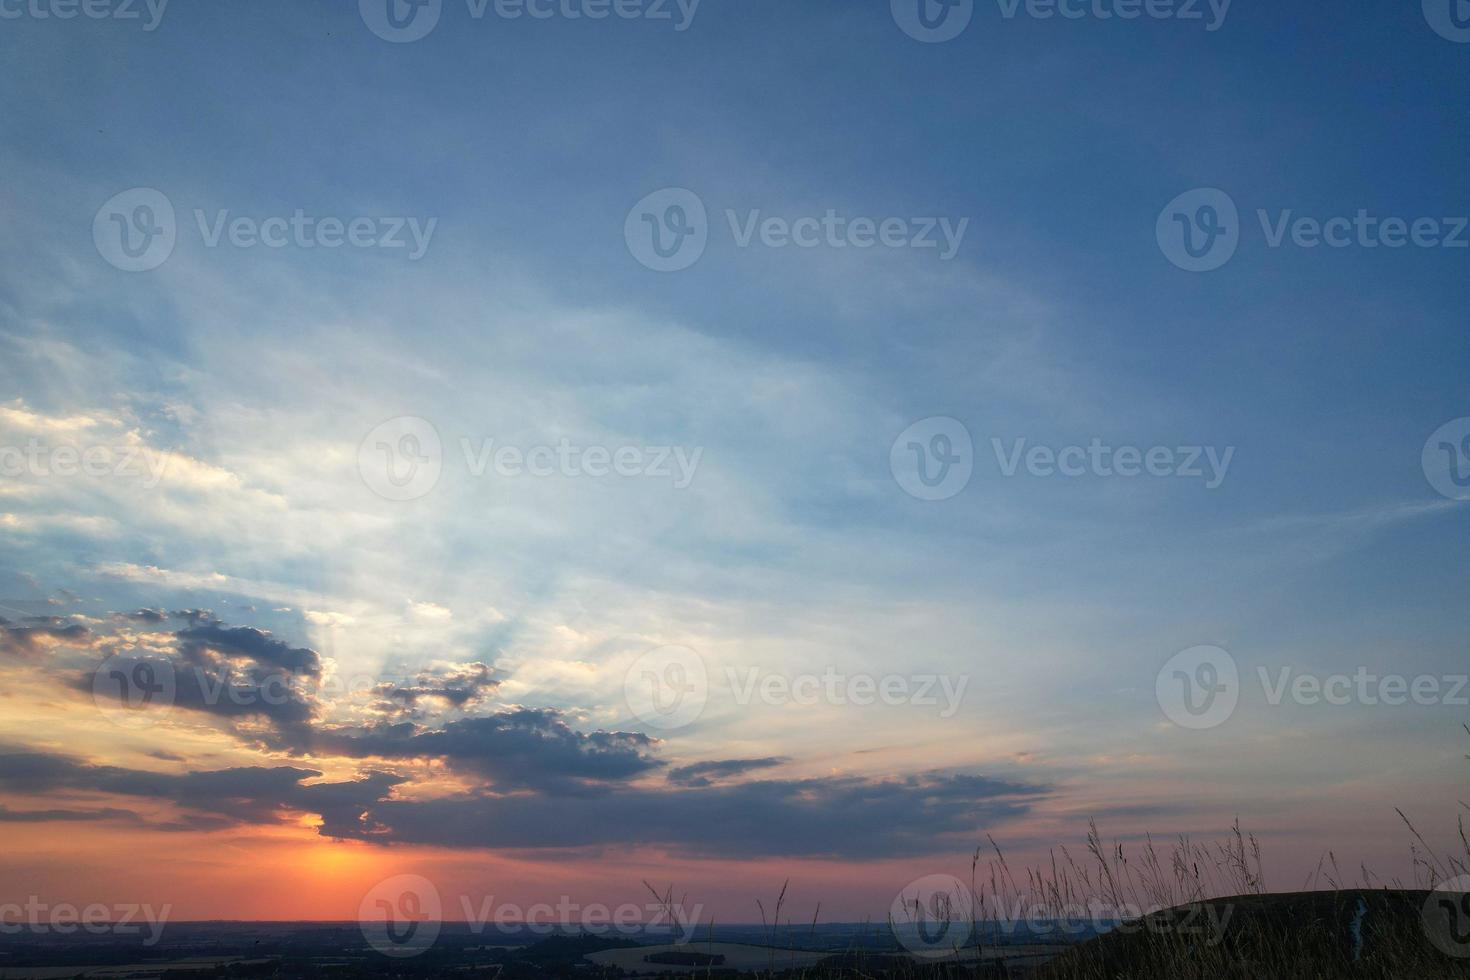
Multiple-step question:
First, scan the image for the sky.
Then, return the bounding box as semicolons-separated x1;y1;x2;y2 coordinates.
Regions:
1;0;1469;929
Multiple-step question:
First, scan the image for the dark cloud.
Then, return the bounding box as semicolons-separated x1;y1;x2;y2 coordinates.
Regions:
374;662;500;714
0;616;89;658
121;608;168;623
70;619;325;729
298;707;661;793
0;804;141;823
1;600;1053;860
176;622;321;677
81;652;318;727
0;748;400;835
171;609;215;625
340;771;1046;859
668;757;788;787
0;746;1047;859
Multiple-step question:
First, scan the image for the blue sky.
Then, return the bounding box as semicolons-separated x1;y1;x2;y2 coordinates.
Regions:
0;0;1468;919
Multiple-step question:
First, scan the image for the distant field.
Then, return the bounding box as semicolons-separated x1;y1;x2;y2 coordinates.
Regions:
0;959;275;979
586;940;1065;974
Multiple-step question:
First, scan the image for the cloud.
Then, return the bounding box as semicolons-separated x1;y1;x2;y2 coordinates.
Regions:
0;746;1046;859
667;757;788;787
299;707;662;794
341;771;1047;859
176;621;321;677
121;608;169;623
0;615;90;658
372;661;500;715
408;600;452;622
0;748;401;836
0;804;141;823
0;401;118;434
83;650;320;727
